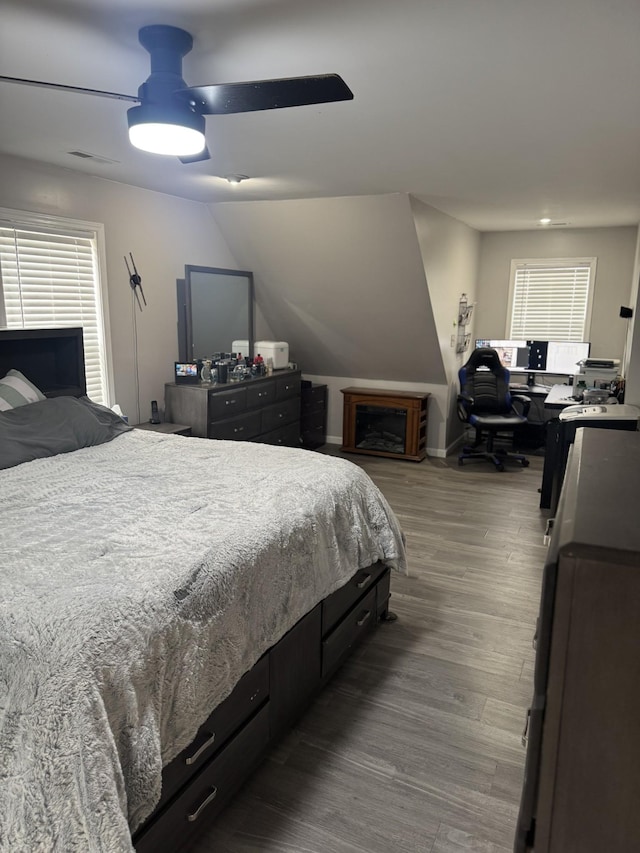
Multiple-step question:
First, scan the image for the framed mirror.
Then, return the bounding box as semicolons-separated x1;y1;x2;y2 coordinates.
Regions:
177;265;254;362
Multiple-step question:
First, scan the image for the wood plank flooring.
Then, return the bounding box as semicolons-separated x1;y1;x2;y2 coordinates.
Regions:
191;447;549;853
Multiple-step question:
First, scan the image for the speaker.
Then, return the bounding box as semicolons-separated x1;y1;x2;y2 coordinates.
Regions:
620;306;633;318
149;400;160;424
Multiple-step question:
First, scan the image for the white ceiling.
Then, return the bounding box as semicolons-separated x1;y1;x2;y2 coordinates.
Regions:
1;0;639;232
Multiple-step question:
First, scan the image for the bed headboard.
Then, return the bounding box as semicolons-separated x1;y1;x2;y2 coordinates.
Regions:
0;328;87;398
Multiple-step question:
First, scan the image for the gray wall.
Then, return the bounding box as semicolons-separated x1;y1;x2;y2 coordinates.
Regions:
211;194;458;454
3;150;637;450
0;153;238;422
475;227;638;362
211;194;444;382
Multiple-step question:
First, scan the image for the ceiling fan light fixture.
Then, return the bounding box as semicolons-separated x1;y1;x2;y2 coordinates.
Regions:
127;103;206;156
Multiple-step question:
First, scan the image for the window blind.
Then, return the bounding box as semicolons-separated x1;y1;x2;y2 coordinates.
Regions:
509;262;593;342
0;225;108;404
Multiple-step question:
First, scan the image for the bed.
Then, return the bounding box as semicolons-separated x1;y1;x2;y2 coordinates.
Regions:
0;328;407;853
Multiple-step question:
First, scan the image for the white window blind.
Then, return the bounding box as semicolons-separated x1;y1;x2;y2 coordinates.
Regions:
508;259;595;342
0;222;109;404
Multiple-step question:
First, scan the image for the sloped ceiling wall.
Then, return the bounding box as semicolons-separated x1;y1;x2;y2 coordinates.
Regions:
210;193;446;384
409;196;481;446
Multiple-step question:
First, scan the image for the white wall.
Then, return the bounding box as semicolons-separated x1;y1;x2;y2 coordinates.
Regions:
0;153;238;421
475;227;638;362
410;197;481;448
622;227;640;404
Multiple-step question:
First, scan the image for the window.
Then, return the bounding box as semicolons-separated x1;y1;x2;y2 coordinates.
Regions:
0;210;112;404
507;258;596;342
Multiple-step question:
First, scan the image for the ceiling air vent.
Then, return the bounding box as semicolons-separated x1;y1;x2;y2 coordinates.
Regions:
67;150;119;165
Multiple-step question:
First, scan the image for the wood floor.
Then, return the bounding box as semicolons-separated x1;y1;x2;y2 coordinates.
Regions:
191;446;549;853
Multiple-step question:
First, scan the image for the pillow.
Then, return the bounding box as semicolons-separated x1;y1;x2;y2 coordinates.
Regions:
0;395;132;470
0;369;46;411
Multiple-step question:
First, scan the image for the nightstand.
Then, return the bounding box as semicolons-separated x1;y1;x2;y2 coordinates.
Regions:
133;422;192;437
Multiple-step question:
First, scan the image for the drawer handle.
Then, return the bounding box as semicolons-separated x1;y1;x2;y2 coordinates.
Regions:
521;709;531;747
185;731;216;766
187;786;218;822
225;399;236;406
234;426;244;433
356;609;372;628
356;573;372;589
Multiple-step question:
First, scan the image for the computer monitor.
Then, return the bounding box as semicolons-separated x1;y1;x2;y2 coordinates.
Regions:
474;339;530;370
545;340;591;374
527;340;590;374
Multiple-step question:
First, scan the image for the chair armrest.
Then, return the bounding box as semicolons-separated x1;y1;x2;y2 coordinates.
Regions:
457;392;474;422
511;394;531;417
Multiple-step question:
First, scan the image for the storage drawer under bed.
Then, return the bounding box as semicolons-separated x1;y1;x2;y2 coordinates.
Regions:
134;702;270;853
322;587;378;679
322;562;387;635
157;654;269;810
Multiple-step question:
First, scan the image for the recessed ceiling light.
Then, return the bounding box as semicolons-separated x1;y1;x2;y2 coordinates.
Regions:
225;174;249;184
539;218;552;225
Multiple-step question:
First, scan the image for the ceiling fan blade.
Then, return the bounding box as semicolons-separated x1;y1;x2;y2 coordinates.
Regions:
176;74;353;116
178;145;211;165
0;75;139;103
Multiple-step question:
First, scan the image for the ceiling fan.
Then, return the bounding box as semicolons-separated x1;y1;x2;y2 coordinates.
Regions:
0;24;354;163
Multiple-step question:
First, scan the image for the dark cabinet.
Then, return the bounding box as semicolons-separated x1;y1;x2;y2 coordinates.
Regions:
516;428;640;853
301;381;327;449
165;370;301;447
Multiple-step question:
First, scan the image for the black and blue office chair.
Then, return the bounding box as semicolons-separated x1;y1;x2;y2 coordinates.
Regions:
457;347;531;471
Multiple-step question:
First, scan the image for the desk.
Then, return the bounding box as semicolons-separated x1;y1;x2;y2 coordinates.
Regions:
509;383;551;397
544;384;580;410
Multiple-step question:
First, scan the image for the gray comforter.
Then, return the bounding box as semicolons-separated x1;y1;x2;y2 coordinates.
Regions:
0;431;406;852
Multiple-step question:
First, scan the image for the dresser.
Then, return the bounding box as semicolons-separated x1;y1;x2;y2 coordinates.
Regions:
165;370;301;446
301;381;327;449
516;427;640;852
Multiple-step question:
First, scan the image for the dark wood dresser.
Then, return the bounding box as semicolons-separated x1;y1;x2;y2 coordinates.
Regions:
516;427;640;853
165;369;301;446
301;381;327;449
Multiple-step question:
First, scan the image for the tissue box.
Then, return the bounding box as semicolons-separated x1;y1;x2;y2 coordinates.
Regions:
254;340;289;370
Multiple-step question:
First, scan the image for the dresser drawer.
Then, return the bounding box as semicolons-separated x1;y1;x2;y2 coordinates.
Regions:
322;562;387;635
208;410;262;441
158;655;269;809
134;703;270;853
257;422;301;447
208;387;247;420
246;380;276;408
261;397;301;433
301;384;327;409
322;587;377;679
276;375;301;400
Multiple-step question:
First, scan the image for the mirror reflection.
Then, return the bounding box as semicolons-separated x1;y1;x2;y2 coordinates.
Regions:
178;265;254;362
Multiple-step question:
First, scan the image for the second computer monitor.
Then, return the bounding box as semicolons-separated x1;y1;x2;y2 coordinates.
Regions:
528;340;590;374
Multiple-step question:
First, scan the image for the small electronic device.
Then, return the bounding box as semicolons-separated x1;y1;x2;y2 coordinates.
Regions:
149;400;160;424
174;362;199;384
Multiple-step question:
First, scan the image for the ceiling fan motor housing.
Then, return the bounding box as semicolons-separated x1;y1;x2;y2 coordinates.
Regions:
127;24;205;149
135;25;195;108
